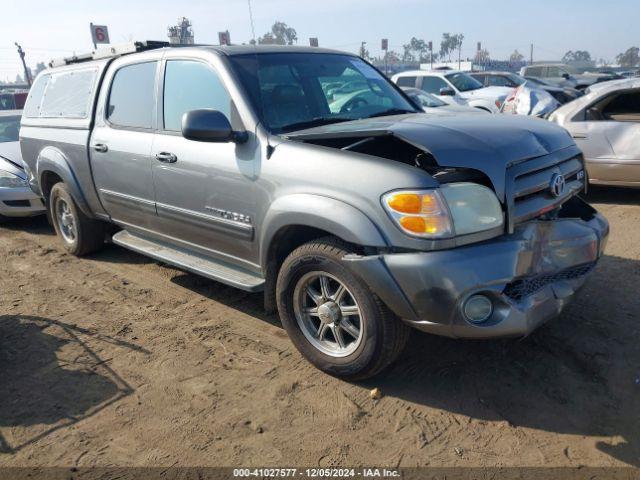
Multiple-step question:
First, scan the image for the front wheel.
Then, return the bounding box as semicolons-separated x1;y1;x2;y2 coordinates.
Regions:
50;182;106;256
276;237;410;380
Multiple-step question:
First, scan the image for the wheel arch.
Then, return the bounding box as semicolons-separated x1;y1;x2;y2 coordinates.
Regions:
259;194;389;312
36;147;93;217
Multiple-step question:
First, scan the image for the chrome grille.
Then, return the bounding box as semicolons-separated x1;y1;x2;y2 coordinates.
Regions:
506;149;586;231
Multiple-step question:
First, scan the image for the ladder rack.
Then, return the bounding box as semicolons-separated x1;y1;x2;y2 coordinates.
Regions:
48;40;170;68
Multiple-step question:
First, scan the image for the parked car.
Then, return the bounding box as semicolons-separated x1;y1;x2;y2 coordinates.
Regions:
501;84;560;118
0;91;28;111
0;110;46;221
550;78;640;187
520;63;616;90
391;70;510;113
471;71;582;105
401;87;487;114
20;42;608;379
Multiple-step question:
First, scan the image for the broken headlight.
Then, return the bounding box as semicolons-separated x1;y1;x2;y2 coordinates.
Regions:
382;183;503;238
0;169;28;188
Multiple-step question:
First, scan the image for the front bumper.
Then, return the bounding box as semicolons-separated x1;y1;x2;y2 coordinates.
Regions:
0;186;46;218
345;200;609;339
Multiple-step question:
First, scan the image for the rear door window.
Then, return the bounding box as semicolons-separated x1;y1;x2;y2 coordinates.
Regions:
107;62;158;129
162;60;231;131
396;76;417;88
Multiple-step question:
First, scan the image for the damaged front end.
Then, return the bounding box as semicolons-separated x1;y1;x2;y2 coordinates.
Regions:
284;114;608;337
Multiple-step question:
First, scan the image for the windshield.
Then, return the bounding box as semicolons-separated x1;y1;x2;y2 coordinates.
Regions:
228;53;416;133
506;73;526;86
416;91;447;107
0;115;20;143
445;72;483;92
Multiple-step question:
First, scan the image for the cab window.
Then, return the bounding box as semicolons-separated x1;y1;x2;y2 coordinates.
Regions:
162;60;231;131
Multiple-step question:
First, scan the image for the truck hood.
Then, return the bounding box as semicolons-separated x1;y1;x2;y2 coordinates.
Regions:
285;113;577;200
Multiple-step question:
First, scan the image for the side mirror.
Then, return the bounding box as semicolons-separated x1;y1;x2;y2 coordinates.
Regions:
562;73;571;80
439;87;455;97
181;109;247;143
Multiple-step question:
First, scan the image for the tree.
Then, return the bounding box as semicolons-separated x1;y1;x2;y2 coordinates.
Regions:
509;49;525;63
258;21;297;45
33;62;46;76
402;37;430;63
359;42;370;60
440;33;463;62
386;50;401;64
474;48;490;63
562;50;592;63
616;47;640;68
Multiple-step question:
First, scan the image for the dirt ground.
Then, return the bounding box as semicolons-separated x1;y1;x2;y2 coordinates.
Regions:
0;187;638;469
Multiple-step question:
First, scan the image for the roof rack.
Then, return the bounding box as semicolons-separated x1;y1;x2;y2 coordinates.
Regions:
48;40;170;68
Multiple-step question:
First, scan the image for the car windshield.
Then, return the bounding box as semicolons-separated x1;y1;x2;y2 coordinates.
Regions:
228;53;416;133
0;115;21;143
506;73;526;86
445;72;483;92
416;91;447;107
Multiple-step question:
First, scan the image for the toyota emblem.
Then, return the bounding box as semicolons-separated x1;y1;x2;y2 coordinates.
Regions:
550;173;566;197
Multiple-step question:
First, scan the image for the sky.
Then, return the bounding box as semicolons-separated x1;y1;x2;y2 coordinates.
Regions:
1;0;638;81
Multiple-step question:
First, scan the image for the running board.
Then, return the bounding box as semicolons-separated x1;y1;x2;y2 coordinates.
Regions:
112;230;265;292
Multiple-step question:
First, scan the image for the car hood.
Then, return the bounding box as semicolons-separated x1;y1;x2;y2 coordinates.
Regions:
285;113;576;200
0;141;26;180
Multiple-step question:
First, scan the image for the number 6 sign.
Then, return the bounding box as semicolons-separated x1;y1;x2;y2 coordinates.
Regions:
90;23;110;46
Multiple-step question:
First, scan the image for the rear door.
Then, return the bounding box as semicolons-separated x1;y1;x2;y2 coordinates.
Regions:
601;89;640;161
91;56;160;229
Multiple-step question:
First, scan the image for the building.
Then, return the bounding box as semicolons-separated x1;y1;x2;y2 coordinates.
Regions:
168;17;194;45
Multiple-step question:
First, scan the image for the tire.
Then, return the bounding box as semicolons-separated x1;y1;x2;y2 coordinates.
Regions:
49;182;106;256
276;237;410;380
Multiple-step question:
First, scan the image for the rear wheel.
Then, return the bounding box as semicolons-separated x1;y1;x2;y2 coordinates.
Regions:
50;182;106;256
276;237;410;380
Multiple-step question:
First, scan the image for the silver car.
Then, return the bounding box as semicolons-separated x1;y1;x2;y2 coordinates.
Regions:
550;78;640;187
0;110;46;221
20;43;608;379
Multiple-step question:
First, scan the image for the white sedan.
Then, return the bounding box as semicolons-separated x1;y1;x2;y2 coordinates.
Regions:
550;78;640;187
401;87;488;115
392;70;511;113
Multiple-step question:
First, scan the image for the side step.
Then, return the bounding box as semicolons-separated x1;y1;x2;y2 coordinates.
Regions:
112;230;265;292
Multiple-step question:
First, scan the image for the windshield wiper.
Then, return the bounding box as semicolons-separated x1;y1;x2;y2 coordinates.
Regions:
366;108;415;118
280;116;351;133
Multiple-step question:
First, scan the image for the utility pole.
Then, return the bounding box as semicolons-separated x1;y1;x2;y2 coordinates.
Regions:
530;43;534;64
15;42;31;87
429;41;433;70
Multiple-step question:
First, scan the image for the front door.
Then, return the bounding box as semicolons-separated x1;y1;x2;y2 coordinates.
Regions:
91;60;159;229
151;58;257;269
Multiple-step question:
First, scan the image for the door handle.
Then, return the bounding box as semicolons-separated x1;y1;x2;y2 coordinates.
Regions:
93;143;108;153
155;152;177;163
572;134;587;139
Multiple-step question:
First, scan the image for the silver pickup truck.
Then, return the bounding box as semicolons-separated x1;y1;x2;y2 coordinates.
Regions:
20;42;609;379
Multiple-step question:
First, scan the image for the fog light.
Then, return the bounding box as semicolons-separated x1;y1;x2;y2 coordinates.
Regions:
463;295;493;324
